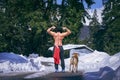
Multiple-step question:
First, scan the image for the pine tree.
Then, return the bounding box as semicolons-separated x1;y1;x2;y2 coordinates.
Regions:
89;9;101;49
100;0;120;55
0;0;94;56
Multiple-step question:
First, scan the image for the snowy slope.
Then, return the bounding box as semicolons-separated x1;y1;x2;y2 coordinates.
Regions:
0;50;120;79
82;7;104;26
0;52;28;63
0;51;119;73
0;52;45;73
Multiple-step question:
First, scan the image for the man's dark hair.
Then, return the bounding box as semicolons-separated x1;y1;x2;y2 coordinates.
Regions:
54;27;63;33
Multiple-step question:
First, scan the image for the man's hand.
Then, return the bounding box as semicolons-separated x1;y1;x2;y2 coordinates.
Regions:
62;27;67;30
62;26;71;36
47;26;56;35
51;26;56;29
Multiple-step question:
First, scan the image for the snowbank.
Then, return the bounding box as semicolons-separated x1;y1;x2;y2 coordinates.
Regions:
0;52;45;73
0;51;120;76
65;50;111;72
0;52;28;63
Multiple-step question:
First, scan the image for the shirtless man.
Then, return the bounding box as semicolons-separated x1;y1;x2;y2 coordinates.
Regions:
47;26;71;72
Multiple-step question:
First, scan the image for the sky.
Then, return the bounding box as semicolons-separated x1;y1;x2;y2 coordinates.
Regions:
57;0;103;9
85;0;103;9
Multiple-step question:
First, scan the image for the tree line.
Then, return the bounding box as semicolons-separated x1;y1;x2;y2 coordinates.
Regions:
0;0;119;56
89;0;120;55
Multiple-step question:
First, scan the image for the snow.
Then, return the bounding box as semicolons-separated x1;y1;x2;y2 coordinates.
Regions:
0;52;45;73
0;50;120;79
0;52;28;63
82;7;104;26
48;44;93;51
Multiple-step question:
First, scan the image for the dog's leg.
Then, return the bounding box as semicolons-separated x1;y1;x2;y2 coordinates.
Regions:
69;64;71;72
73;64;75;73
73;65;75;73
69;58;72;72
75;64;78;73
72;65;74;73
76;64;78;72
75;65;77;73
74;65;76;73
74;59;78;73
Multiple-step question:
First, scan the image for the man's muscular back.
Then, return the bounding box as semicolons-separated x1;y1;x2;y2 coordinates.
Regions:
47;26;71;46
53;32;65;46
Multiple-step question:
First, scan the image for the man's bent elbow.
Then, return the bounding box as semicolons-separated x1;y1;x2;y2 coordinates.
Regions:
69;30;71;34
68;30;71;35
47;28;51;34
47;30;50;33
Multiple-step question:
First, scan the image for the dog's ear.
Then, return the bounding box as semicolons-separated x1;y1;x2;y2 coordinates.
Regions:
74;53;78;55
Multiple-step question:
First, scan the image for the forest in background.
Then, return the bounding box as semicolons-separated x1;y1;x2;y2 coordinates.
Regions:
0;0;119;56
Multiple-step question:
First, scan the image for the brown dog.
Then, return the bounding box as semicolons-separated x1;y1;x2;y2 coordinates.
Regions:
69;53;79;73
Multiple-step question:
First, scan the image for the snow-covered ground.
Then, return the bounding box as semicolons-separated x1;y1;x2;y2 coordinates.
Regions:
0;50;120;79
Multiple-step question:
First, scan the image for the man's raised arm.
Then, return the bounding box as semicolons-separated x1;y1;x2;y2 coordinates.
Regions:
47;26;56;36
62;27;71;36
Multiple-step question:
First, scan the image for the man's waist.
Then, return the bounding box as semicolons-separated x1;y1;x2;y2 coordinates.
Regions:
54;44;62;46
54;45;63;47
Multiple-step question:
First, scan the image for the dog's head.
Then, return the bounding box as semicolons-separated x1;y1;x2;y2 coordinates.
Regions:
72;53;79;58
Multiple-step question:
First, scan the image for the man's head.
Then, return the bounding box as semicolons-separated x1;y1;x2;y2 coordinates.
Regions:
54;27;63;33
